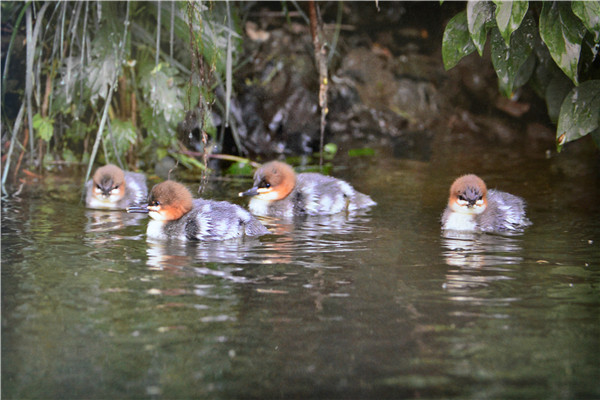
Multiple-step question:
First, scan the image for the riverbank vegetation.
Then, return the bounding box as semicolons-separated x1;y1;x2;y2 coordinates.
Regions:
442;1;600;151
2;1;599;196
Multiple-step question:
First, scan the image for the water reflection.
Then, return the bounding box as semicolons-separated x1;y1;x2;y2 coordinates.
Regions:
139;211;376;267
145;237;264;268
257;212;375;267
84;209;147;233
441;232;525;314
442;231;524;268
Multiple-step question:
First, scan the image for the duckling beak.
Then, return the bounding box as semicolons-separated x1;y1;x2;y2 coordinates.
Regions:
239;186;260;197
127;205;149;214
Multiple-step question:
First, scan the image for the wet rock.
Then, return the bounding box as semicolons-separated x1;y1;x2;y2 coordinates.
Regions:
205;2;551;159
228;25;322;157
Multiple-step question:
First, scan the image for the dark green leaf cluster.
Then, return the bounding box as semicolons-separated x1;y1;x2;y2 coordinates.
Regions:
442;1;600;151
1;1;242;175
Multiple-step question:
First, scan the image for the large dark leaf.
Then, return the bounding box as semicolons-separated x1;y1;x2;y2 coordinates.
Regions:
493;0;529;45
490;15;537;97
467;1;494;56
540;2;587;85
571;1;600;43
556;80;600;151
442;10;477;70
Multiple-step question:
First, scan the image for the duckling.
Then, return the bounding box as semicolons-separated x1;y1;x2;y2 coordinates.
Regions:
441;174;531;232
239;161;376;218
128;180;269;241
86;164;147;210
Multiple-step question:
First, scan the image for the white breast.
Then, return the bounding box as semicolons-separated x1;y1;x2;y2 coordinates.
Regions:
146;220;167;240
248;198;271;217
443;212;477;231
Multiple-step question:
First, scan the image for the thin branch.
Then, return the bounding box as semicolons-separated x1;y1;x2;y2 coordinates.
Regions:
156;0;161;66
308;1;329;168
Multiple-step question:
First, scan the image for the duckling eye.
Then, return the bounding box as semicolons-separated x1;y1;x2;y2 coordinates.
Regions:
458;195;466;201
265;183;271;188
96;184;102;189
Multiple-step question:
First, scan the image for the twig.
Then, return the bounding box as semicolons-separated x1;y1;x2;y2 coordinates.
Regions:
308;1;329;168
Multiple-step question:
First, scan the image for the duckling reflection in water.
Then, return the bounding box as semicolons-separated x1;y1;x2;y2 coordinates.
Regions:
86;164;147;210
441;174;531;233
239;161;376;218
128;180;269;241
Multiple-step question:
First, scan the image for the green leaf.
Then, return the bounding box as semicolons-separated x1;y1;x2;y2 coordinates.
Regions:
32;113;54;142
323;143;338;156
490;15;537;97
105;119;137;156
140;63;184;124
442;10;477;70
556;80;600;151
226;162;254;176
545;74;574;124
493;0;529;45
467;1;494;56
540;2;587;85
156;148;168;160
171;152;207;171
571;1;600;43
348;147;376;157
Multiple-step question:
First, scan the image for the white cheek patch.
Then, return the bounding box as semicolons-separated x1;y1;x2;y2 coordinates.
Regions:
255;189;281;201
451;201;474;214
149;210;168;221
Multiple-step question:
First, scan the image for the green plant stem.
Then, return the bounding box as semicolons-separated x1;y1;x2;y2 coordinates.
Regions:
156;0;161;66
1;2;29;107
1;104;26;196
83;77;118;190
225;0;233;128
25;2;50;164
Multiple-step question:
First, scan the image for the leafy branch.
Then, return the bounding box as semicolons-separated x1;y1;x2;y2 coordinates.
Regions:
442;1;600;151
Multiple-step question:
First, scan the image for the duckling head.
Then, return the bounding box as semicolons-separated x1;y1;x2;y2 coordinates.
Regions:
239;161;296;201
448;174;488;215
146;180;194;221
92;164;126;202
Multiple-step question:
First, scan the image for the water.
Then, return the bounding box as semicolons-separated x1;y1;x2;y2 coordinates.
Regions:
2;138;600;399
